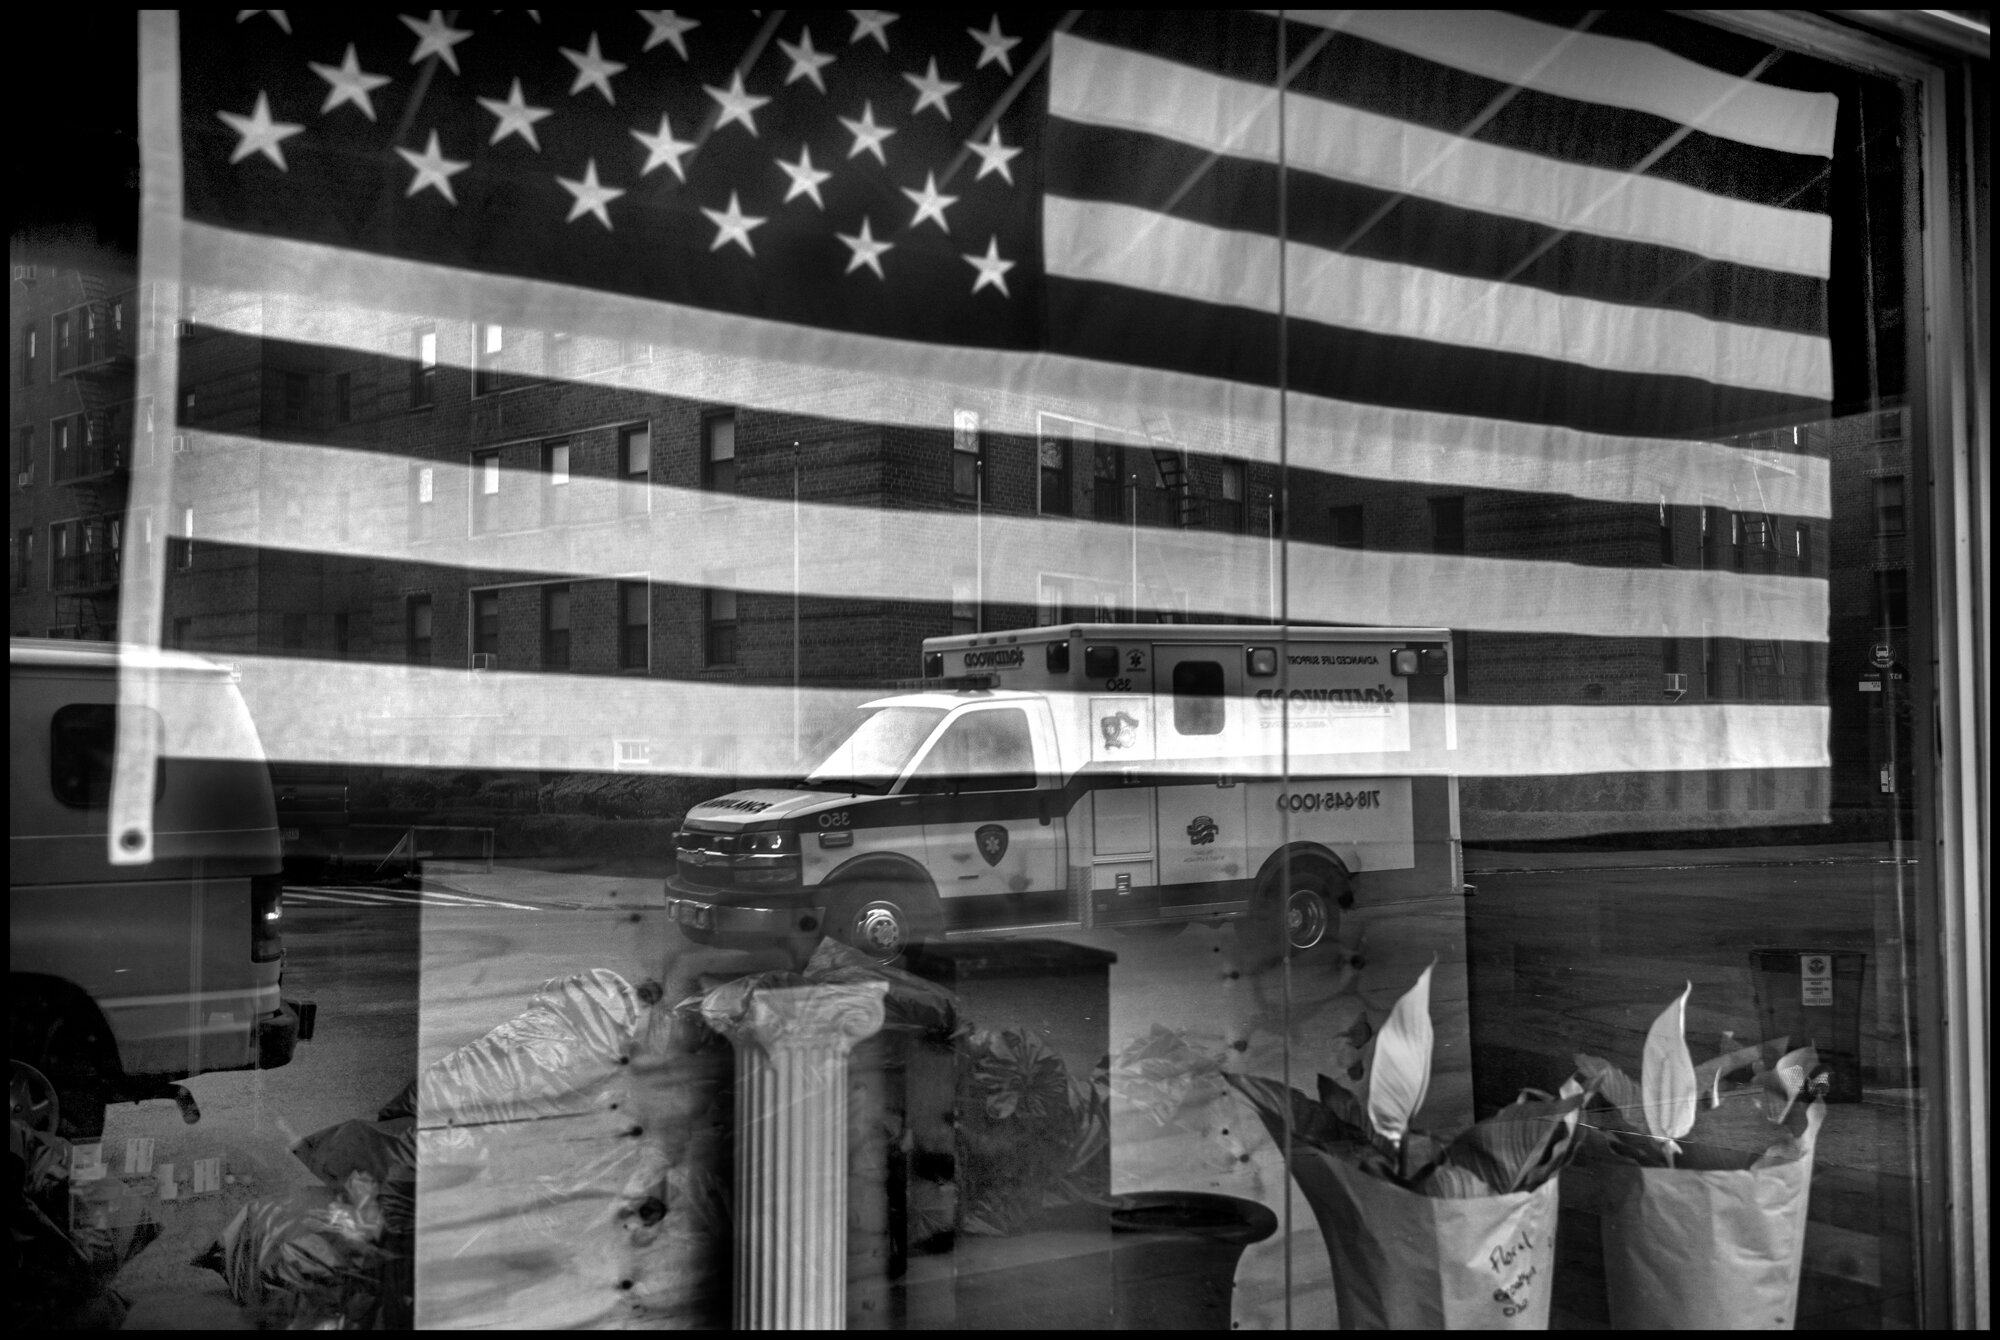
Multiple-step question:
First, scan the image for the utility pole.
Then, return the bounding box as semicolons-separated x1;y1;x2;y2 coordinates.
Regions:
792;440;800;763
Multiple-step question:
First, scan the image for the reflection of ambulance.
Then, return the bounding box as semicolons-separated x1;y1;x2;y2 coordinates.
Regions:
667;625;1462;964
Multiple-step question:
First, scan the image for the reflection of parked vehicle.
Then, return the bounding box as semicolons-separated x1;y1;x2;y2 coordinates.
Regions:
9;639;315;1138
270;761;352;880
668;624;1462;966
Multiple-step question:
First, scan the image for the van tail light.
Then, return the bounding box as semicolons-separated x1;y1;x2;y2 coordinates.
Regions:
251;873;285;962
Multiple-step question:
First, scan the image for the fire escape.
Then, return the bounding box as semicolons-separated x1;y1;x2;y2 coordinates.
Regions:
48;285;150;640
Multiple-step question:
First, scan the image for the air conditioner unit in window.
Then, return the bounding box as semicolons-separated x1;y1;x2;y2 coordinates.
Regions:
16;472;29;489
1663;672;1689;701
171;434;189;454
175;320;196;340
11;265;35;285
471;653;498;671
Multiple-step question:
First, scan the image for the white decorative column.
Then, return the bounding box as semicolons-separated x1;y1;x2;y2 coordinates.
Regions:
702;979;888;1330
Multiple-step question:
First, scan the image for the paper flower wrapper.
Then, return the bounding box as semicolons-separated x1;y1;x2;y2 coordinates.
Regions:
1575;983;1829;1330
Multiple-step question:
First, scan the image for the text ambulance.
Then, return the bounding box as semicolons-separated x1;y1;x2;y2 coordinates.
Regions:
667;625;1462;964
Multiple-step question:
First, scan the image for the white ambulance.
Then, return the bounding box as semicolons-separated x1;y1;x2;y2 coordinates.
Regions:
666;624;1463;964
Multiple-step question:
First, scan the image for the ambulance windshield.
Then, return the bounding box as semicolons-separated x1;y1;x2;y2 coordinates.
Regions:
799;706;947;794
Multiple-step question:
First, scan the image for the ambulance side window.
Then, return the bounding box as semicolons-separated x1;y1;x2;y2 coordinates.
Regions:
910;708;1038;792
1171;661;1226;735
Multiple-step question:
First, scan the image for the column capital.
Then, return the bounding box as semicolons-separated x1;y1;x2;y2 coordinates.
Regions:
701;978;887;1056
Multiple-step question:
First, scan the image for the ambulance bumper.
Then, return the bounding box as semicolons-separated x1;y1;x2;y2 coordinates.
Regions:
666;892;823;945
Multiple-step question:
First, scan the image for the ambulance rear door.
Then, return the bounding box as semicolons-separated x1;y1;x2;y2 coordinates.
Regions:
1151;645;1253;906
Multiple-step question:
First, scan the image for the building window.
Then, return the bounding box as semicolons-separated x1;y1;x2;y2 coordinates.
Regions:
1090;439;1125;521
1876;569;1908;630
15;425;32;486
1430;495;1466;555
281;370;308;424
170;617;192;650
952;409;981;500
1658;499;1675;566
54;313;73;375
542;584;571;669
474;322;507;396
619;581;649;671
334;371;352;424
621;423;651;514
705;586;737;666
702;413;735;493
12;528;28;591
334;612;349;658
411;325;437;408
406;594;433;664
473;590;500;660
1794;524;1811;569
1039;426;1071;516
546;329;573;379
1330;504;1364;550
472;450;501;534
1874;476;1905;535
1217;462;1245;532
18;325;35;386
410;464;435;540
282;613;307;650
543;439;570;525
172;506;195;571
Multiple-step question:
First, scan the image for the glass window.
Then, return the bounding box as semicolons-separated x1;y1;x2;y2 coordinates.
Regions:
1330;504;1363;549
1874;476;1906;535
50;705;163;808
703;413;735;492
952;408;981;500
705;586;736;666
619;581;649;670
1092;438;1124;521
543;439;570;525
909;707;1037;791
411;325;436;407
473;450;501;533
473;590;500;659
1039;424;1071;515
542;584;570;669
1430;495;1466;555
405;594;432;664
1171;660;1225;735
622;424;651;514
334;371;352;424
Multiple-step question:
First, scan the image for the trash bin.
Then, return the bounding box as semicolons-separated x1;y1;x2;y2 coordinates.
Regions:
1748;949;1865;1102
1109;1192;1278;1330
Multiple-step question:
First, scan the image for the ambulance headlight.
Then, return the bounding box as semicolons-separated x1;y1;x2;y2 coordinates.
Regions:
740;830;795;853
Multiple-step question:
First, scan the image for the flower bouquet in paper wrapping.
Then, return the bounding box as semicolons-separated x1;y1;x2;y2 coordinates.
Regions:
1571;984;1826;1330
1226;962;1586;1329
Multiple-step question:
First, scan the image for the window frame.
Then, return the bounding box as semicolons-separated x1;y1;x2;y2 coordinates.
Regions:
410;324;437;409
705;584;738;667
541;583;571;670
620;422;652;514
618;580;650;672
701;411;736;494
405;593;433;665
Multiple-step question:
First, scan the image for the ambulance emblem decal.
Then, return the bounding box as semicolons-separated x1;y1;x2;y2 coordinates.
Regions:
1099;710;1139;751
1186;815;1218;845
976;824;1009;866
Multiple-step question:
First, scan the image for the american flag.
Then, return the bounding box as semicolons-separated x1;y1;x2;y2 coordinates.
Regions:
113;9;1837;854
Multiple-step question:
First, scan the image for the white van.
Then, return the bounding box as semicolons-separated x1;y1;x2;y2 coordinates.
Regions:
9;639;315;1138
667;624;1462;964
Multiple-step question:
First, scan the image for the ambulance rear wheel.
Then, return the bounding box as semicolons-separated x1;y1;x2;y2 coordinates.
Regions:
1236;864;1344;963
822;881;940;966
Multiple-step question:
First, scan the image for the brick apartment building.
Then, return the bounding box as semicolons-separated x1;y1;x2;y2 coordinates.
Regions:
12;259;1905;836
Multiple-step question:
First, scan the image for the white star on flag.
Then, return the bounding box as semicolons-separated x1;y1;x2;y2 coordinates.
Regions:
903;57;961;120
562;33;626;104
478;78;552;150
310;45;391;121
638;10;698;59
237;10;291;33
839;100;896;165
836;217;894;279
776;145;833;209
558;158;625;228
962;235;1014;296
778;27;835;93
702;190;766;255
631;112;695;180
396;130;469;203
967;16;1019;73
849;10;897;51
965;126;1021;184
401;11;471;74
217;91;304;170
902;171;958;233
705;71;770;137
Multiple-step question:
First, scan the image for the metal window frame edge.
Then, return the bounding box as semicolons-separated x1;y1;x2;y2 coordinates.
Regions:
1687;10;1990;1326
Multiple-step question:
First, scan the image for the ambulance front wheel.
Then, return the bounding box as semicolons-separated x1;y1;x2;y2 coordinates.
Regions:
822;880;941;966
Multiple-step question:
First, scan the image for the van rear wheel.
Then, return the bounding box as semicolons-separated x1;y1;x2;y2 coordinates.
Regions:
10;988;113;1141
821;880;941;966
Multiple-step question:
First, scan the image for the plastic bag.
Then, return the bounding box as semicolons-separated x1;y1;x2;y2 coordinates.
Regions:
194;1172;386;1329
418;969;649;1127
